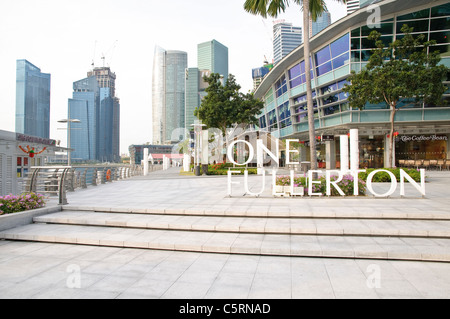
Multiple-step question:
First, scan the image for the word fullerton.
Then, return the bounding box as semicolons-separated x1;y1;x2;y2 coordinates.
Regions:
226;138;426;198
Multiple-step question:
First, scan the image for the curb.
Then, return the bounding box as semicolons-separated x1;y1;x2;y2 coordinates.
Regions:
0;205;62;232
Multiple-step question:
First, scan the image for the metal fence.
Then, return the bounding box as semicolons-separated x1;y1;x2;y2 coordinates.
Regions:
24;165;143;205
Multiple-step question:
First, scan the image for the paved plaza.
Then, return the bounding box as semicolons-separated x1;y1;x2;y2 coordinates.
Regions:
0;168;450;299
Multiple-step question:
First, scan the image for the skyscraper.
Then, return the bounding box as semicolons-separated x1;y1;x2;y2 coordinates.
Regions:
185;40;228;131
198;39;229;81
310;10;332;37
347;0;375;15
273;21;303;65
15;60;51;139
152;46;188;144
68;67;120;162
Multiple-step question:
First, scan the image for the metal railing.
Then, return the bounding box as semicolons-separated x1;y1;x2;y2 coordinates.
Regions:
24;165;143;205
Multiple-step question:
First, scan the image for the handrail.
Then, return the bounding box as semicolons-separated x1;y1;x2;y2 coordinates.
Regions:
25;164;143;205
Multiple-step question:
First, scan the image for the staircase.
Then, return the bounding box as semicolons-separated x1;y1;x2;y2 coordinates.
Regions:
2;205;450;263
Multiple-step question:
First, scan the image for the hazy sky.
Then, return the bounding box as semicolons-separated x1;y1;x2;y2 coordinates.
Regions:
0;0;347;155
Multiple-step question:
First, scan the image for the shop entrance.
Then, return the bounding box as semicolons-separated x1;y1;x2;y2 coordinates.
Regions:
360;136;384;169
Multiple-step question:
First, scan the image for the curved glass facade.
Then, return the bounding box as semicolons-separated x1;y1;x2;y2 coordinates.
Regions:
255;0;450;168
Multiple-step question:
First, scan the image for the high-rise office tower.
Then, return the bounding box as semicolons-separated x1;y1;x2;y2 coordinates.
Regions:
185;40;228;131
15;60;51;139
347;0;374;15
310;10;332;37
198;39;229;81
273;21;303;65
152;46;188;144
68;67;120;162
88;67;121;162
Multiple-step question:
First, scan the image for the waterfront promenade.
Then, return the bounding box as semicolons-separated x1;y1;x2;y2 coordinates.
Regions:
0;167;450;299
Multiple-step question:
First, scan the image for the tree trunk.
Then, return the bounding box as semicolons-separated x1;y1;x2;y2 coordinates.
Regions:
388;105;396;168
303;0;318;171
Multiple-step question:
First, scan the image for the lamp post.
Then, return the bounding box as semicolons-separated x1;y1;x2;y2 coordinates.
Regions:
191;121;206;176
57;118;81;166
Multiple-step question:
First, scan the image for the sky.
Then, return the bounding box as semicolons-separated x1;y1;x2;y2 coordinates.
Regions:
0;0;347;155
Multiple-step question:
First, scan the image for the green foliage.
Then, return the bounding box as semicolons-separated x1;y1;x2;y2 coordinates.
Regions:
358;168;422;183
194;73;264;135
344;25;449;110
275;174;367;196
207;163;257;175
0;193;46;215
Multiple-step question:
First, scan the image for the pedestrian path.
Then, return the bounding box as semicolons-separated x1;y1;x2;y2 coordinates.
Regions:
1;168;450;298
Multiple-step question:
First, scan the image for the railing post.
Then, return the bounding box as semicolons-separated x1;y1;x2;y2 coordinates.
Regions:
81;169;87;189
58;168;70;205
92;168;98;186
25;167;40;193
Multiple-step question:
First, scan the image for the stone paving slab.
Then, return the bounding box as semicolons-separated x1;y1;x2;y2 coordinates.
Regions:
33;211;450;238
3;223;450;262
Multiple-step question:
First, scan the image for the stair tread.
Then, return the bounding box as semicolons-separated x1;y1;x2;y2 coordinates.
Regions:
33;211;450;237
2;223;450;262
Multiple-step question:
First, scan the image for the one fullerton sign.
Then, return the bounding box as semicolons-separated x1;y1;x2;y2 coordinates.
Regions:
226;130;426;198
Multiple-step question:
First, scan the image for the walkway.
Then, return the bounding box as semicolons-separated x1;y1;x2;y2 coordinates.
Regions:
0;167;450;299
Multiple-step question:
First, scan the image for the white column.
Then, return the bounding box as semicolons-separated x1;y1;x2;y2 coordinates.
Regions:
340;135;349;172
143;148;149;176
183;154;191;172
325;140;336;170
201;129;209;165
350;129;359;171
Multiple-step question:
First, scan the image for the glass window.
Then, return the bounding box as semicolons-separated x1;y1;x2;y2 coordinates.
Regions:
431;3;450;17
430;31;450;44
259;116;267;129
397;9;430;21
430;44;450;57
361;23;394;37
332;52;350;69
330;34;350;58
315;47;331;66
321;83;338;95
361;50;372;62
351;28;361;37
351;51;361;62
17;157;22;166
268;109;277;126
288;64;301;80
323;105;340;116
430;17;450;32
351;38;360;50
337;79;349;90
289;77;303;89
316;61;333;76
323;94;339;106
397;20;430;33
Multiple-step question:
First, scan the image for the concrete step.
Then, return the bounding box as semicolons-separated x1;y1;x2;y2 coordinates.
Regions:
34;211;450;238
1;223;450;262
63;205;450;220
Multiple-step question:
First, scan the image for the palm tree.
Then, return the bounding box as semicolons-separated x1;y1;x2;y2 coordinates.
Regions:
244;0;346;171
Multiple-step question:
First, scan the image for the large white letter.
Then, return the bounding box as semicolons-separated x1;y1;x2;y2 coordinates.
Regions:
400;169;426;197
257;139;279;166
227;140;254;166
227;170;241;196
308;170;323;196
366;169;397;197
326;170;345;196
340;135;349;172
286;139;300;165
244;170;265;197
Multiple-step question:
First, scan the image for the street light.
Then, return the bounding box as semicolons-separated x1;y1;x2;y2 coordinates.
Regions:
58;118;81;166
191;121;206;176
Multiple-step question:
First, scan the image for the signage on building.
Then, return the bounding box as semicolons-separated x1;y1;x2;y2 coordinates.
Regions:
400;135;448;143
16;133;56;146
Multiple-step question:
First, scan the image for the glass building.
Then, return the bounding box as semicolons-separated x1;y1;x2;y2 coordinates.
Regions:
254;0;450;169
273;21;303;65
152;46;188;144
68;67;120;162
198;39;229;81
15;60;51;139
311;10;332;37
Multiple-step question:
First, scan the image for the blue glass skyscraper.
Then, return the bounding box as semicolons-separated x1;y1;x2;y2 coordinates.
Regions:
15;60;51;139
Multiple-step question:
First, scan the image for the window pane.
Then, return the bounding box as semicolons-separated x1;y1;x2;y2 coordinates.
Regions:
351;38;360;50
430;44;450;57
288;64;301;79
361;23;393;36
332;52;350;69
351;28;360;37
430;31;450;44
330;34;350;58
397;20;430;33
351;50;361;62
321;83;338;95
17;157;22;166
430;17;450;31
315;47;331;66
316;61;333;76
431;3;450;17
397;9;430;21
290;77;302;89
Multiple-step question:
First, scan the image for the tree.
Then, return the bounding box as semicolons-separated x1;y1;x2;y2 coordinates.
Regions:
194;73;264;158
244;0;347;172
343;25;449;168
